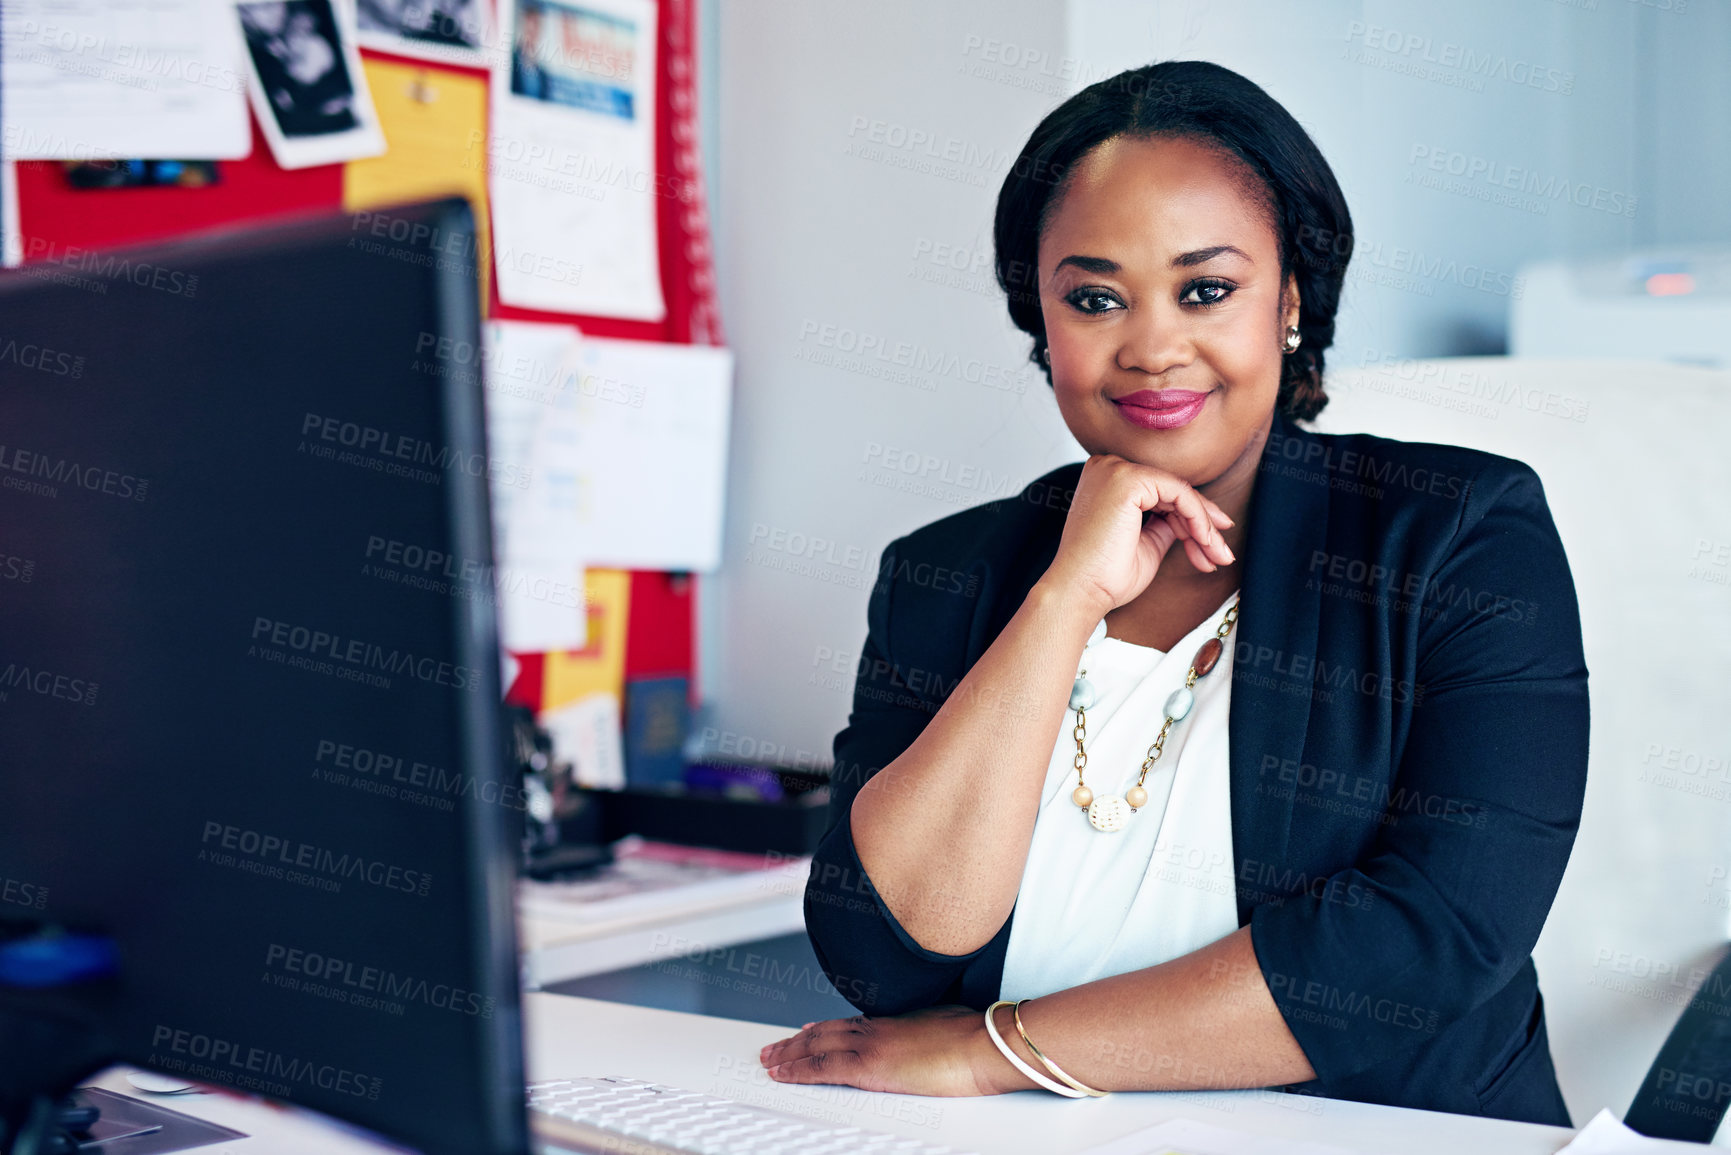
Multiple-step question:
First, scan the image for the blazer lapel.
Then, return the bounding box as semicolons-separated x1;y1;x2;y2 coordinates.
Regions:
1229;410;1327;923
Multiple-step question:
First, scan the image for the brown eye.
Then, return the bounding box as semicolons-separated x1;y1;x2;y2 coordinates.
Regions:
1064;288;1122;314
1181;279;1235;307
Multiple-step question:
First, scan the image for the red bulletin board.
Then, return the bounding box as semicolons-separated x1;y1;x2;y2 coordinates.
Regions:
11;0;720;710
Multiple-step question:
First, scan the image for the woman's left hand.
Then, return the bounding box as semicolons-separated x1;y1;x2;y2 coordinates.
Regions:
758;1006;1036;1097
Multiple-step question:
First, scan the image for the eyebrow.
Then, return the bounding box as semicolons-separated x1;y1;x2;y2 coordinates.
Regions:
1055;245;1253;275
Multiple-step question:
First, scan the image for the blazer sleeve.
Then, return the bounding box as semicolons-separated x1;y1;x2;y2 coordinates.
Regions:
804;539;997;1015
1248;464;1590;1081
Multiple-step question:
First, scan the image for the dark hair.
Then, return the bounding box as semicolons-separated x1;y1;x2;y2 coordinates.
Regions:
993;60;1353;423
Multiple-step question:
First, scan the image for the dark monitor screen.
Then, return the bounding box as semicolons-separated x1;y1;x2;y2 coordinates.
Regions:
0;200;529;1155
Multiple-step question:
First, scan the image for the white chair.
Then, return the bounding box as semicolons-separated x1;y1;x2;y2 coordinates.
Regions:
1313;356;1731;1131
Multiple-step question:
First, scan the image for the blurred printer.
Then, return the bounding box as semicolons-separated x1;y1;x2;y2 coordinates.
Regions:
1512;247;1731;369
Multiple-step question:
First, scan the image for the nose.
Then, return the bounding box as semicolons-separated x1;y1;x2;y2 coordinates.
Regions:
1115;299;1194;377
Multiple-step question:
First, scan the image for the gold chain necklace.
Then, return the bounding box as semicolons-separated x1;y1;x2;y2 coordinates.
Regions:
1068;596;1241;833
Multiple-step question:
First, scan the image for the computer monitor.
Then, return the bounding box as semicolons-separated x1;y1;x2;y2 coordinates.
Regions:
0;200;529;1155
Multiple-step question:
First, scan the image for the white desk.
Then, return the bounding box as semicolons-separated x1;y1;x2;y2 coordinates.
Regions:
82;992;1711;1155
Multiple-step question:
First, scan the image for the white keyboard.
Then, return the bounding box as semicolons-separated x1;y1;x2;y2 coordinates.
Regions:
527;1076;972;1155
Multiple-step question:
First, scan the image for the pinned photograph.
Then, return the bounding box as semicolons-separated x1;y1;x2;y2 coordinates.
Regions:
237;0;386;169
489;0;665;320
509;0;637;118
354;0;491;68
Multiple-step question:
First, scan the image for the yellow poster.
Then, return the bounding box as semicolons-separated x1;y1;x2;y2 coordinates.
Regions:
343;58;491;308
542;569;631;710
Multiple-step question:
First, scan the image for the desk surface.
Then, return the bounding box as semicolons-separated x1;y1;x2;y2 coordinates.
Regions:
82;992;1711;1155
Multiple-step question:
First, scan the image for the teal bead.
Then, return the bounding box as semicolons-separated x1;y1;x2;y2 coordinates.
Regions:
1069;677;1098;711
1164;686;1194;721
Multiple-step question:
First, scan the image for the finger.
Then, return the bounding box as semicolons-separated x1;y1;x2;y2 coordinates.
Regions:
1143;475;1223;556
760;1018;863;1067
1166;491;1233;565
766;1048;864;1087
1141;515;1179;563
760;1028;814;1067
1182;535;1216;573
1206;502;1234;529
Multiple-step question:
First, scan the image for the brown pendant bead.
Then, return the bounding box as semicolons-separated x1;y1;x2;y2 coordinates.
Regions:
1192;636;1223;678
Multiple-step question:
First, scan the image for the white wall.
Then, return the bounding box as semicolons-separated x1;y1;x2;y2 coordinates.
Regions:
1067;0;1731;364
701;0;1731;763
699;0;1077;767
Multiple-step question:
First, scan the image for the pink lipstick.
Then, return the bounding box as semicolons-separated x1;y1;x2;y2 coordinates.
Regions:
1111;388;1212;430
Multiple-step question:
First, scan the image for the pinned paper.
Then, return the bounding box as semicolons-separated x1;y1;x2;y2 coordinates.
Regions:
344;58;490;304
542;569;630;709
237;0;385;169
354;0;491;67
1;0;250;159
540;692;625;788
487;0;664;320
527;336;733;571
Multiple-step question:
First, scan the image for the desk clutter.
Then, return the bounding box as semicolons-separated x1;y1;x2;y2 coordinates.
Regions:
513;703;829;881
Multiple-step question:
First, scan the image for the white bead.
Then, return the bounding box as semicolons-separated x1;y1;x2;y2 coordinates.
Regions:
1087;795;1129;832
1069;677;1098;711
1165;686;1194;721
1086;620;1108;648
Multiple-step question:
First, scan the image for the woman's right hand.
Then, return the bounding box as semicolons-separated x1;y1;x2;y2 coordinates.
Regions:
1041;455;1236;615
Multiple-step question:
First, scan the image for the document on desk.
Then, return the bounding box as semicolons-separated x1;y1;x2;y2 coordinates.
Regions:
1078;1118;1363;1155
487;0;665;320
1554;1109;1689;1153
519;836;807;924
1;0;250;159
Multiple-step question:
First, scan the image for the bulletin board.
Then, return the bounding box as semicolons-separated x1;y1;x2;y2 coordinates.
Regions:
9;0;720;713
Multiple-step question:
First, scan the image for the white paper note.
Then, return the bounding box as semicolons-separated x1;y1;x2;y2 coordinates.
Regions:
487;0;664;320
527;335;732;572
1;163;19;267
541;691;625;789
483;320;589;653
1;0;250;160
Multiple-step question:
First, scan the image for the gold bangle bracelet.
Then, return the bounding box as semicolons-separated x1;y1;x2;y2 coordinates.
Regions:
1012;1000;1110;1098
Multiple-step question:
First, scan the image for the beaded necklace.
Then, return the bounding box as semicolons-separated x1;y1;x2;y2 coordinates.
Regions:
1067;596;1241;833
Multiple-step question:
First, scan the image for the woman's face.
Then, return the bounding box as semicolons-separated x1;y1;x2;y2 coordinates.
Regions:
1036;133;1299;486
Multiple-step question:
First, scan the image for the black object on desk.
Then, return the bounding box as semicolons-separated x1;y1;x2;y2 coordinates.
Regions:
61;1088;243;1154
570;765;831;856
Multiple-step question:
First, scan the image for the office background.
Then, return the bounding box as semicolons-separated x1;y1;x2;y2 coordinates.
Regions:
692;0;1731;1131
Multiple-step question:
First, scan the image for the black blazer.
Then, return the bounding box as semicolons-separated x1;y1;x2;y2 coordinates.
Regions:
805;408;1589;1126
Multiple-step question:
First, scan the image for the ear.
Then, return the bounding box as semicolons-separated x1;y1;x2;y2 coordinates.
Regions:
1281;271;1302;333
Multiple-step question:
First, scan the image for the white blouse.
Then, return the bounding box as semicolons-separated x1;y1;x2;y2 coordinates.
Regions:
999;588;1242;1002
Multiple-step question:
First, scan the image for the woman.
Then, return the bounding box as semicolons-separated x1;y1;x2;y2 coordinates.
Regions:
761;60;1587;1125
